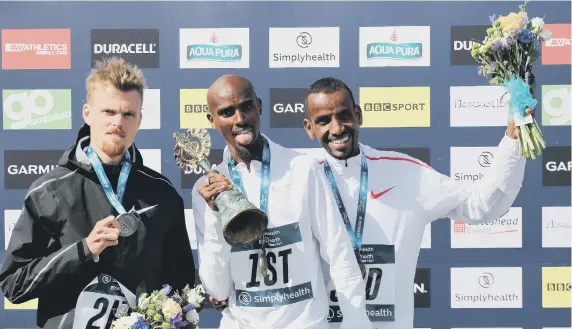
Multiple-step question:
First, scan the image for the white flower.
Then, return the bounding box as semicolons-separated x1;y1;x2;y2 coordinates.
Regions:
539;29;552;41
137;296;150;310
112;314;138;329
185;309;200;324
531;17;545;31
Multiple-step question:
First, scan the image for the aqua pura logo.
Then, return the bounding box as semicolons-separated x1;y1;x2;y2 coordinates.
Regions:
186;32;242;62
366;30;423;60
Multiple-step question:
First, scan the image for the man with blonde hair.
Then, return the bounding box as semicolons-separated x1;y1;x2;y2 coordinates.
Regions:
0;57;196;329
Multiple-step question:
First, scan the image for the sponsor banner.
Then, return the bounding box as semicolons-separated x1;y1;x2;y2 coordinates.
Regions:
449;25;488;65
359;87;430;127
181;149;223;190
4;150;63;190
451;207;522;248
2;89;72;130
542;207;572;248
269;88;306;128
449;86;509;127
269;27;339;68
450;146;496;183
90;29;160;68
414;268;430;308
4;298;37;310
1;29;71;70
542;146;571;186
450;267;522;308
542;266;571;308
542;85;571;126
236;282;313;307
139;149;162;174
184;209;198;249
179;28;249;69
4;209;19;250
359;26;430;67
542;24;571;65
180;89;211;129
140;89;161;130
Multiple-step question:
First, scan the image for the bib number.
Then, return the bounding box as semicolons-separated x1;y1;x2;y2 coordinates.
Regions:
83;294;129;329
247;248;292;288
231;222;314;308
73;274;135;329
328;244;396;323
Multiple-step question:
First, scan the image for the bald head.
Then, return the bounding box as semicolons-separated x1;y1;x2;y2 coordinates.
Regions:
207;74;257;113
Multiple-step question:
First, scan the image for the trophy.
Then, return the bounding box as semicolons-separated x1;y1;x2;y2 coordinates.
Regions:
173;128;268;245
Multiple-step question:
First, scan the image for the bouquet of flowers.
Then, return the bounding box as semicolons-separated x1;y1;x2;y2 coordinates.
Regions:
470;0;552;160
112;284;206;329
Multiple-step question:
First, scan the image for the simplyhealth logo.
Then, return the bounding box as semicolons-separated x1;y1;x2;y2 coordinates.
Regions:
359;26;430;67
2;90;72;130
179;28;249;69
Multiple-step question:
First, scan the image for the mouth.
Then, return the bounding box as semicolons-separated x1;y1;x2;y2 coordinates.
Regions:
328;134;351;148
233;128;254;145
107;132;125;139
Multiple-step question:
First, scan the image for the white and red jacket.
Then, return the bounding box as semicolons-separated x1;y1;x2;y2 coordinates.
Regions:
310;134;526;329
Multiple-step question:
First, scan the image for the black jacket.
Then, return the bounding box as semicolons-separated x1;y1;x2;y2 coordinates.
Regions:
0;124;195;328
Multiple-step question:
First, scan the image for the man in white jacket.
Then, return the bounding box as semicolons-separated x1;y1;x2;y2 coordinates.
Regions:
301;77;529;329
191;74;372;329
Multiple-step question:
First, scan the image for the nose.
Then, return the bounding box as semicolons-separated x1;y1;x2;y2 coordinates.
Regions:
110;113;124;127
330;118;343;135
234;109;247;125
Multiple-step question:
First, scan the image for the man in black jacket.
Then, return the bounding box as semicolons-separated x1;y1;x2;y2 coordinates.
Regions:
0;57;195;329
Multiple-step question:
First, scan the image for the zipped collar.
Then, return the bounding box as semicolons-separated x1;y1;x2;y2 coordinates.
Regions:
323;143;365;176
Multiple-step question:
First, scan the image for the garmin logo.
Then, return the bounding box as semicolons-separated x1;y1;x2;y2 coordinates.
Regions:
269;88;307;128
91;29;160;68
4;150;63;190
543;146;571;186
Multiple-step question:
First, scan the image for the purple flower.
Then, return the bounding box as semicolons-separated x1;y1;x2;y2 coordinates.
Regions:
131;321;150;329
168;313;190;328
518;29;534;44
160;284;172;297
115;303;130;317
491;41;503;52
182;304;195;313
489;14;497;24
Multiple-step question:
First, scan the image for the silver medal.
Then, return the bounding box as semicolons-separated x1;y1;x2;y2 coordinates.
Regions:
117;211;139;237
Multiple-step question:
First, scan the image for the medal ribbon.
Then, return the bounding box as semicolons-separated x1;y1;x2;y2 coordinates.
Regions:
226;137;271;214
323;151;368;263
86;146;132;215
226;137;271;277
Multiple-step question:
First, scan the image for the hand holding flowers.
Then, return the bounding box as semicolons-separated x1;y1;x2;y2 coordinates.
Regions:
112;284;206;329
470;1;551;160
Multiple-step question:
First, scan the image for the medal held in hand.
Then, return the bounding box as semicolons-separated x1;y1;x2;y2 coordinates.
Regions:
116;211;140;237
173;128;269;245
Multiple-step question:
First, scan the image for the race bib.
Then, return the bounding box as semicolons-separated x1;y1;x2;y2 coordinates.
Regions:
328;244;396;323
73;273;136;329
230;222;314;308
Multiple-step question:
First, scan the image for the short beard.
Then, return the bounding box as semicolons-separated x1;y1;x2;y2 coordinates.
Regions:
101;141;127;158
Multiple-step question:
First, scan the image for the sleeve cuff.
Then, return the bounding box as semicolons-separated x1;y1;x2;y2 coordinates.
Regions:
81;238;99;263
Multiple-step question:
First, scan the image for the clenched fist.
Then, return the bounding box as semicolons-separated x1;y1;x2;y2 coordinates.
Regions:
198;171;234;211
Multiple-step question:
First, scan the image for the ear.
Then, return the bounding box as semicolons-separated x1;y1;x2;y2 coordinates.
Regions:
82;103;91;125
354;105;363;126
257;97;263;115
303;117;315;140
207;112;216;129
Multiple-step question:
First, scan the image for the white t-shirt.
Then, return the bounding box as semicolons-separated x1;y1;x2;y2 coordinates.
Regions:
313;135;525;329
192;135;372;329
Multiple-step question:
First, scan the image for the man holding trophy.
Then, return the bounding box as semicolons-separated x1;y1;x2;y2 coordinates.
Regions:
182;75;372;329
300;77;529;329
